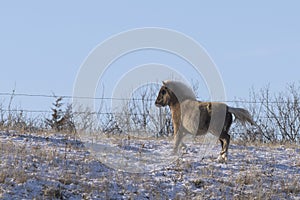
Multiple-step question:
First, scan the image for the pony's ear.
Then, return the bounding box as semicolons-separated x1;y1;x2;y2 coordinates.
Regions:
162;81;166;85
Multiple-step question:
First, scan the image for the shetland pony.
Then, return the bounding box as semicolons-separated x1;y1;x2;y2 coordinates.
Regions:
155;80;254;162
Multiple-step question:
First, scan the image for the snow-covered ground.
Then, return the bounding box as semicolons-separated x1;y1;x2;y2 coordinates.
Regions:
0;131;299;199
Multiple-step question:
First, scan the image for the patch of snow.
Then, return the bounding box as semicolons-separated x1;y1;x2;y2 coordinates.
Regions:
0;131;300;199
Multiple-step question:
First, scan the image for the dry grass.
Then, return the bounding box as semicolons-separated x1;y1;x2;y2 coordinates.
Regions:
0;129;299;199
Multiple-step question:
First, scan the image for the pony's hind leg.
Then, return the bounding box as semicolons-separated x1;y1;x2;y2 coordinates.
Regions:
219;133;230;161
218;112;233;162
219;138;224;156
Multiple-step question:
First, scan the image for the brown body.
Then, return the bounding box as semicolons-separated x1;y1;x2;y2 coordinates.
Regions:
155;81;254;162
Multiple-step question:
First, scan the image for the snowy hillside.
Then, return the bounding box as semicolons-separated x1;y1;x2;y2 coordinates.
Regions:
0;131;299;199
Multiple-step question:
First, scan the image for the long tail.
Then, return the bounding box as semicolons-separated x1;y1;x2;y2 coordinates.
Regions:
228;107;255;126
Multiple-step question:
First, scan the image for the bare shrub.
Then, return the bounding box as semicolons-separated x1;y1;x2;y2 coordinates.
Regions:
231;83;300;144
0;90;45;132
111;84;159;136
73;106;99;133
72;83;174;138
0;101;5;129
262;83;300;143
100;112;123;135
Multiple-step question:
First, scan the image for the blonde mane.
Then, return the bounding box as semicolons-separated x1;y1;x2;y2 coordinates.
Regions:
163;80;196;102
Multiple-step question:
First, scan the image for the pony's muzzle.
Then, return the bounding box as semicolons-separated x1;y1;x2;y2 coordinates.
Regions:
155;99;163;107
155;103;162;107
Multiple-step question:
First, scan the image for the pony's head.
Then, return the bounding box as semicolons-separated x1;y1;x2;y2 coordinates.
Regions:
155;80;196;107
155;85;172;107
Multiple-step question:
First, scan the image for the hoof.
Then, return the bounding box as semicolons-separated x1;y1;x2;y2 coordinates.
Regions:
217;154;228;163
172;148;179;155
180;143;187;150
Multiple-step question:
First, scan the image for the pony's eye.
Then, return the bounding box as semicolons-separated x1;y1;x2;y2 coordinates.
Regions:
161;90;166;95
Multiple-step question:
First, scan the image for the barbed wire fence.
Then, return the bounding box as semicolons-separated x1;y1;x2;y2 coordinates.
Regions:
0;92;290;115
1;85;300;144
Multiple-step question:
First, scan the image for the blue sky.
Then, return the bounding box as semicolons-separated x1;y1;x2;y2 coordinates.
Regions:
0;1;300;111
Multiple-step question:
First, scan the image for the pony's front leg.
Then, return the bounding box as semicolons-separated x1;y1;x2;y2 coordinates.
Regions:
173;134;181;154
173;127;185;154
